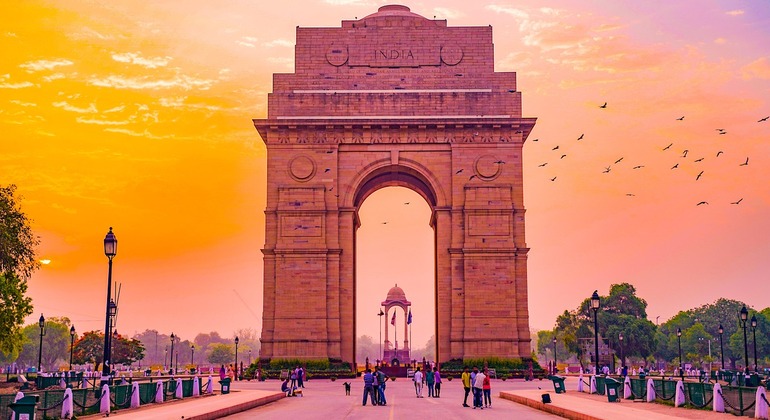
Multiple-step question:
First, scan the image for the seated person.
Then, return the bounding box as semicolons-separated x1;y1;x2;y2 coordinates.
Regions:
281;378;295;396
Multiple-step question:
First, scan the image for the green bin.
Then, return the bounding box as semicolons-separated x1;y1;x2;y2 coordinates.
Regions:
219;377;231;395
604;377;621;402
548;375;566;394
9;395;39;420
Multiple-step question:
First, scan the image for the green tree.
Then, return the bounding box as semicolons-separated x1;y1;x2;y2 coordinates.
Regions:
17;317;72;371
0;185;38;354
112;332;145;366
207;343;234;365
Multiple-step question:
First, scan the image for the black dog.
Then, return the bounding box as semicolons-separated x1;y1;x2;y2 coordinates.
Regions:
343;382;351;396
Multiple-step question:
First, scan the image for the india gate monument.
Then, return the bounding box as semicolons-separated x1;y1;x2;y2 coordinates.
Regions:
254;5;536;366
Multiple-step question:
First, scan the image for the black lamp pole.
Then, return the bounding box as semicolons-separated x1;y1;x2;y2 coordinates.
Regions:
37;314;46;373
751;315;758;372
718;324;724;370
164;347;168;370
619;332;624;369
378;309;384;361
102;227;117;383
740;306;749;373
170;333;176;375
677;328;683;380
590;291;600;374
234;337;240;381
552;336;557;374
191;345;195;367
69;325;76;371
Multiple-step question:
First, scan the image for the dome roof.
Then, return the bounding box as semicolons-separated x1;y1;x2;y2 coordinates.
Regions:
362;5;426;20
382;284;411;306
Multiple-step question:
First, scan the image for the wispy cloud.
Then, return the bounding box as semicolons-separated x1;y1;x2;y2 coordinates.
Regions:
485;5;529;20
75;117;129;125
263;39;293;48
0;74;34;89
111;52;171;69
103;105;125;113
105;127;171;140
9;100;37;107
433;7;463;20
52;101;98;113
43;73;66;82
89;75;215;90
323;0;373;5
741;57;770;80
725;10;744;16
20;59;74;72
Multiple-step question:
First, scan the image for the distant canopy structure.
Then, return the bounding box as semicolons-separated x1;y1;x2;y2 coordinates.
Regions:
382;284;411;363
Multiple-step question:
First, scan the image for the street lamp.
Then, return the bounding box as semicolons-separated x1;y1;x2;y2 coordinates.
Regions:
718;324;725;370
170;333;176;375
234;337;240;381
191;344;195;367
751;315;758;372
740;305;749;373
102;227;117;383
677;328;683;380
552;336;557;374
619;332;624;370
69;325;76;371
590;290;600;374
164;347;168;370
248;349;252;365
378;309;385;360
37;314;46;373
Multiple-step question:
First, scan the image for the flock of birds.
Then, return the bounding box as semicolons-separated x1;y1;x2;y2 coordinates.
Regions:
530;102;768;206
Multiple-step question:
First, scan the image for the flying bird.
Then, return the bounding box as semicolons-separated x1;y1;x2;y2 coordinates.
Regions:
694;158;704;162
681;150;689;158
532;138;539;142
758;117;769;122
404;202;410;205
626;193;635;197
671;163;679;169
381;221;388;224
324;168;331;173
740;157;749;166
599;102;607;108
662;143;673;151
677;116;685;121
614;157;624;164
719;131;727;135
716;151;723;157
469;175;477;180
538;163;548;167
550;176;557;181
455;169;464;174
716;128;725;132
560;154;567;159
632;165;645;169
577;134;584;141
731;198;743;205
603;166;611;173
696;171;704;181
552;145;560;150
697;201;709;206
494;160;506;164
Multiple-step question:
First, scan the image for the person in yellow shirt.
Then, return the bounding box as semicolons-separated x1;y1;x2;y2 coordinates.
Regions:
461;366;471;407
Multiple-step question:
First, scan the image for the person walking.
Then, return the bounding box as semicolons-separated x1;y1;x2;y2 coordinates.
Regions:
297;366;304;388
472;367;485;409
461;366;471;407
219;365;226;381
362;369;376;406
482;368;492;408
434;366;442;398
426;366;435;397
413;367;424;398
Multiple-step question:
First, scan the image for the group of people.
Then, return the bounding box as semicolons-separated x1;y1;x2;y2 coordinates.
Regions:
218;364;238;382
411;366;442;398
461;367;492;409
361;366;389;406
281;366;306;397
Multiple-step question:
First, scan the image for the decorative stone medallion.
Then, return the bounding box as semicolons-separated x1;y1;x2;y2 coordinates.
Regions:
474;154;502;181
288;155;316;182
440;46;463;66
326;44;349;67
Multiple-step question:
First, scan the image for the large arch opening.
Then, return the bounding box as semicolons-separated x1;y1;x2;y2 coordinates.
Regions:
354;186;436;366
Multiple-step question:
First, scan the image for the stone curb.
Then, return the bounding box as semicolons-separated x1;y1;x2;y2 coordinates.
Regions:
500;391;602;420
185;392;286;420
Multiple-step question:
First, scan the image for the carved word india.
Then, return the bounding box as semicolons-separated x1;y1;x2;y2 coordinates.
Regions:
376;48;415;60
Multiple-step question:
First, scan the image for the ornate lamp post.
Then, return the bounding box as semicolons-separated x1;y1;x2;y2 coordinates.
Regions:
234;337;240;381
677;328;683;380
552;336;557;374
69;325;76;370
164;347;168;370
590;291;600;374
751;315;758;372
718;324;725;370
191;344;195;367
170;333;176;375
378;309;384;360
740;305;749;373
619;332;624;369
102;227;117;384
37;314;46;373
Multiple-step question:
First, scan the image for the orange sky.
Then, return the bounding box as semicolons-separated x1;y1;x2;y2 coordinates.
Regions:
2;1;769;351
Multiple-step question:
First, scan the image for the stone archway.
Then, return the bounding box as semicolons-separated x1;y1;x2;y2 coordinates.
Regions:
254;5;535;366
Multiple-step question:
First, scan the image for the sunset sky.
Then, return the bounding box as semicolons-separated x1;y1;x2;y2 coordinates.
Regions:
2;0;769;354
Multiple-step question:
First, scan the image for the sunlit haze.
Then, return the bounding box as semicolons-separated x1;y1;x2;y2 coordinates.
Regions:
2;1;769;351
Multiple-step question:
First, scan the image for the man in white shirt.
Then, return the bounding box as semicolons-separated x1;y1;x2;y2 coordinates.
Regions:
413;367;424;398
472;368;486;409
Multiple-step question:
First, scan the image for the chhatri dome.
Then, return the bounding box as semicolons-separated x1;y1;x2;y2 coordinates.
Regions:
382;284;411;306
